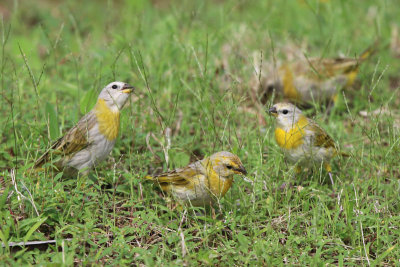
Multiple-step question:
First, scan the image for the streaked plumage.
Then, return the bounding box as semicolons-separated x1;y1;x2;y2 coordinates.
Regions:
0;176;5;196
34;81;134;176
269;103;347;177
257;43;377;105
145;151;247;206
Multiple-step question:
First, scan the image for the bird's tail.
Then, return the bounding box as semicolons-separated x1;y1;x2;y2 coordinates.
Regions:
340;152;350;157
143;175;154;181
358;40;379;62
0;177;6;196
33;152;50;169
343;41;379;86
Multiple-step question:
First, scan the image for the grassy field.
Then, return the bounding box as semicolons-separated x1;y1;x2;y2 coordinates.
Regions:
1;0;400;265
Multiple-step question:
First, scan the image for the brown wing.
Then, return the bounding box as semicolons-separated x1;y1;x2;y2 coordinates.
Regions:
308;121;336;149
153;165;201;185
0;176;5;195
304;42;378;79
306;57;359;78
34;112;97;168
145;162;205;191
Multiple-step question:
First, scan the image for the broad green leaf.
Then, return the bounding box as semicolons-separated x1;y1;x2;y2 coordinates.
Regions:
23;216;48;243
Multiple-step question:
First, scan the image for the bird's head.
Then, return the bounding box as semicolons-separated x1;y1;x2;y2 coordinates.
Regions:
268;102;303;129
205;151;247;179
98;81;135;111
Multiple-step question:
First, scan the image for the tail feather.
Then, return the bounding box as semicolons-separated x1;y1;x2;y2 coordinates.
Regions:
34;153;48;169
340;152;350;157
343;41;379;86
33;135;66;169
144;175;154;180
0;177;6;195
359;40;379;61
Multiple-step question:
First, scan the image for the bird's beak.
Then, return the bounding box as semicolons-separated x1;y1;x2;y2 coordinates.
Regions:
234;165;247;175
122;84;135;94
268;106;278;117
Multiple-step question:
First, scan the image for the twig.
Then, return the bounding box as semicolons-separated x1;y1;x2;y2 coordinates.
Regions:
2;238;72;248
138;182;143;201
10;169;40;217
178;210;188;258
62;240;65;264
178;209;187;229
20;181;38;215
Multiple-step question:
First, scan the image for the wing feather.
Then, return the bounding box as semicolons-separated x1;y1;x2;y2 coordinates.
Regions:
34;112;97;168
153;166;200;185
147;161;205;188
307;120;336;149
303;42;377;79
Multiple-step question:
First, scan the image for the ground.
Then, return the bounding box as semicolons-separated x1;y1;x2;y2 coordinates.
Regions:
0;0;399;265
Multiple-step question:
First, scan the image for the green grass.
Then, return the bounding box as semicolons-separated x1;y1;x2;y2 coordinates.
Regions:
1;0;400;265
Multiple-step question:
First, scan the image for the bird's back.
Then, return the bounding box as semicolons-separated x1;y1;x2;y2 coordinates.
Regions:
279;43;377;103
145;159;234;206
33;112;96;170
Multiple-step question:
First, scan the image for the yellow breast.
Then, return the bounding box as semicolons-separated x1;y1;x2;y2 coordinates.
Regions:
94;99;120;141
206;171;233;199
275;116;309;150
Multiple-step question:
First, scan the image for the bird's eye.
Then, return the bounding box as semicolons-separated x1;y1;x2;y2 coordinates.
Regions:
282;109;289;114
226;165;233;170
112;84;118;89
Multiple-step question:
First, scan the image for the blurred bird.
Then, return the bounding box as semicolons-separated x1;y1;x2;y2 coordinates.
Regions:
269;102;348;185
0;177;6;196
145;151;247;206
34;81;134;176
261;43;377;105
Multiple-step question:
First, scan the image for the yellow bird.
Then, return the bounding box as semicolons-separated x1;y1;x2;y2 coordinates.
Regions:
263;43;377;105
145;151;247;206
34;81;134;176
269;102;347;185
